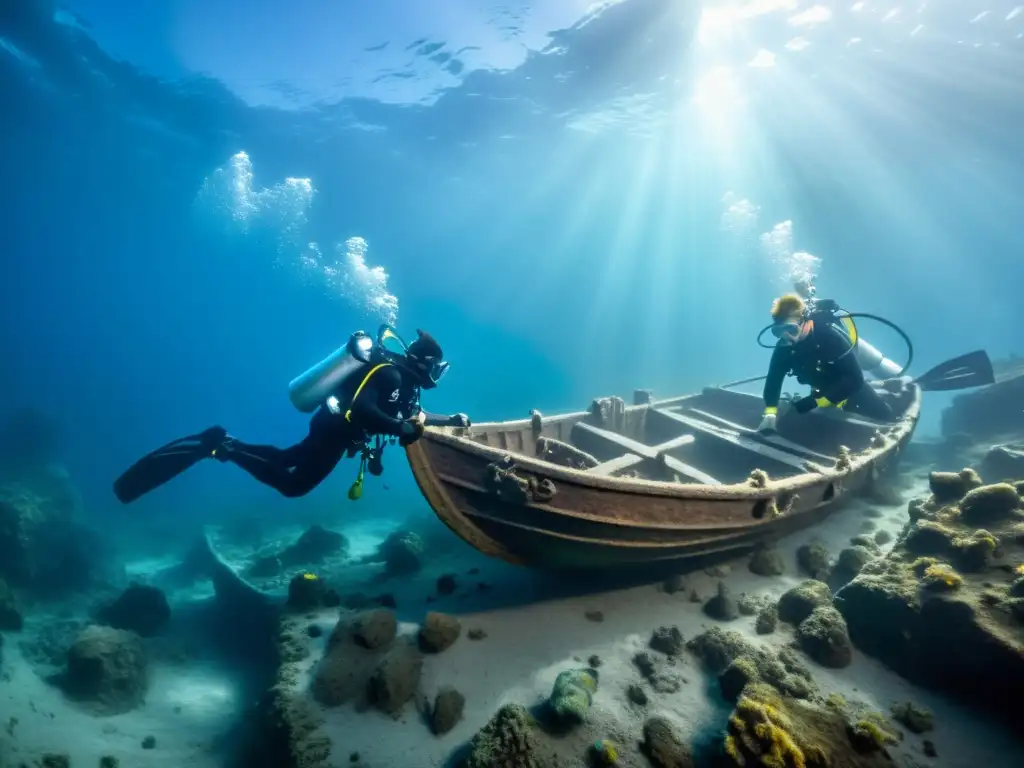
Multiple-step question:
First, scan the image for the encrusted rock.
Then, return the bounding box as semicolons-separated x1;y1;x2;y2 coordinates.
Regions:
463;704;541;768
755;605;778;635
0;578;24;631
419;612;461;653
378;530;425;576
796;541;831;579
649;626;684;656
796;607;853;668
778;580;832;625
367;643;423;716
904;521;957;556
279;524;349;566
703;580;739;621
547;668;598;724
352;609;397;650
96;583;170;637
62;625;147;715
641;717;694;768
831;546;874;585
430;687;465;735
749;546;785;576
928;469;982;504
890;701;933;734
959;483;1021;523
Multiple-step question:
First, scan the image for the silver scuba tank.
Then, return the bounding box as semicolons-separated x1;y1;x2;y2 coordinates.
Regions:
854;338;902;378
288;331;375;413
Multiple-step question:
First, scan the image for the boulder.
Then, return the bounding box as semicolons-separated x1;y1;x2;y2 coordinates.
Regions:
940;365;1024;442
980;444;1024;483
96;584;170;637
418;612;461;653
796;607;853;668
430;687;465;735
641;717;694;768
278;525;349;567
778;580;832;625
62;625;148;714
378;530;424;576
547;668;598;724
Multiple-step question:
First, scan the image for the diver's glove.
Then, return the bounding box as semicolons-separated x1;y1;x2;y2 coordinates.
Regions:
793;395;820;414
448;413;471;428
756;413;778;434
398;419;425;446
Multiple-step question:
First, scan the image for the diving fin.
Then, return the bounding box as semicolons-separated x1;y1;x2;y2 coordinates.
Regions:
113;427;227;504
914;350;996;392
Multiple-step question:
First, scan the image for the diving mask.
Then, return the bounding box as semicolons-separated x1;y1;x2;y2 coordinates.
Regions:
771;319;805;345
409;354;450;385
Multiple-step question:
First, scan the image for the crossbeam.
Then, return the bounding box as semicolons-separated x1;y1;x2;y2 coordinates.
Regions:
572;422;721;485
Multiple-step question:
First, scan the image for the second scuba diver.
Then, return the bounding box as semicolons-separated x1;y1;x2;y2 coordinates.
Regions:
757;293;903;434
114;327;470;503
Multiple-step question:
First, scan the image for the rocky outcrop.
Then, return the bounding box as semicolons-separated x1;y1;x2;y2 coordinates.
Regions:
278;525;349;567
836;470;1024;727
61;625;148;714
687;626;815;701
463;704;543;767
981;444;1024;483
0;578;24;630
96;583;170;637
940;365;1024;442
377;530;424;576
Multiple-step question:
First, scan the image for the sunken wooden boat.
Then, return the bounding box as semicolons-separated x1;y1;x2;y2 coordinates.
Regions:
406;380;921;569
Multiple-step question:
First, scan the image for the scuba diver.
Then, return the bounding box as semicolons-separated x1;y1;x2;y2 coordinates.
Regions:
756;293;899;434
113;327;471;503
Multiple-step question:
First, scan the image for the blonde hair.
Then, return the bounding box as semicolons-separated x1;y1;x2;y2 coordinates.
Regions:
770;293;806;321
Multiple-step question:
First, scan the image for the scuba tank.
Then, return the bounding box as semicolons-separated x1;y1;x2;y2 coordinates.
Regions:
287;330;375;413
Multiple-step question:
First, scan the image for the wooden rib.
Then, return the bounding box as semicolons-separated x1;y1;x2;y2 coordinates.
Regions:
660;454;722;485
589;453;645;476
652;409;826;474
572;422;695;460
684;407;836;463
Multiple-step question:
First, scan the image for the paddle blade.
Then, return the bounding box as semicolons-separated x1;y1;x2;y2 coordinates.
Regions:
915;350;995;392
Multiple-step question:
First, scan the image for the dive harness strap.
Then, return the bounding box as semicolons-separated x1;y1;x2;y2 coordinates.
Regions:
345;363;393;422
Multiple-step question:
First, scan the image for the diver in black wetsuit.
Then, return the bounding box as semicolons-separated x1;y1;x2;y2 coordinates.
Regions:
114;329;470;503
756;293;895;434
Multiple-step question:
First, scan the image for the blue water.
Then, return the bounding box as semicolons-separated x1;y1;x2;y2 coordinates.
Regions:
2;0;1023;542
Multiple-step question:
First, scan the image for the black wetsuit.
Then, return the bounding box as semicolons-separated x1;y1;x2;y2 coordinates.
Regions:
221;362;447;497
763;319;894;421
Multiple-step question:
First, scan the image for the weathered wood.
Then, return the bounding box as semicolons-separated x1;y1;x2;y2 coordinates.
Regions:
651;408;825;474
589;453;645;476
685;407;836;463
572;421;695;461
660;454;722;485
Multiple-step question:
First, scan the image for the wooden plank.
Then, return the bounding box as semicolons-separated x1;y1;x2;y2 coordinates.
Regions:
661;454;723;485
684;407;836;463
588;453;645;476
652;409;826;474
707;387;887;430
572;422;694;461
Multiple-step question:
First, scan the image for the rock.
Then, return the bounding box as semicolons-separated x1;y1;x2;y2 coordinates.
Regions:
141;735;156;749
246;555;281;578
436;573;458;595
662;574;686;594
96;583;170;637
306;624;323;638
832;546;874;585
286;572;327;611
419;612;461;653
468;628;487;640
737;594;763;616
940;367;1024;442
755;605;778;634
928;469;983;503
687;627;815;700
874;530;893;546
719;656;759;701
378;530;424;576
279;524;348;566
547;668;598;724
649;626;684;656
588;654;601;667
430;687;465;735
352;610;397;650
585;609;604;622
39;755;69;768
627;683;648;705
367;643;423;716
980;444;1024;482
850;535;880;552
959;483;1021;523
796;607;853;668
890;701;934;734
688;589;701;603
99;757;119;768
923;740;938;757
778;580;832;624
62;625;147;715
951;529;999;572
375;593;397;609
641;717;694;768
796;541;831;579
703;580;739;621
749;546;785;576
0;579;24;630
463;704;541;768
904;521;957;556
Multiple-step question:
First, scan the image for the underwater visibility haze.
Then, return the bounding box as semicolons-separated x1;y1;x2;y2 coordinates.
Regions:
2;1;1024;767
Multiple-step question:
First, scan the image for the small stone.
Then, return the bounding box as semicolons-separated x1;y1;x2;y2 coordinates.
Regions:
419;613;461;653
588;654;602;668
859;520;878;533
468;567;480;575
632;652;656;678
796;541;831;579
430;687;466;735
585;610;605;622
353;610;397;650
662;574;686;594
703;581;739;621
306;624;323;638
796;607;853;668
468;628;487;640
892;701;934;734
100;757;119;768
627;683;648;705
39;756;69;768
477;582;494;592
749;546;785;576
923;740;938;758
641;717;694;768
688;589;701;603
778;580;832;624
350;752;360;762
755;606;778;635
737;594;764;616
142;735;156;749
875;529;893;545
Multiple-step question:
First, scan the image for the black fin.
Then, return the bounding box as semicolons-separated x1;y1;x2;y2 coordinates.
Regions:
113;427;225;503
915;350;995;392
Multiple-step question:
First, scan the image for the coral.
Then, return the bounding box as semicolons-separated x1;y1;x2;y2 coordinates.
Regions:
847;719;898;753
928;468;982;504
750;546;785;576
641;717;694;768
96;583;171;637
959;483;1021;523
278;524;349;567
649;626;684;656
724;684;810;768
463;704;542;768
547;668;598;724
430;686;465;735
61;625;148;715
910;557;939;577
920;563;962;591
890;701;933;734
778;580;832;625
720;656;760;701
704;580;739;621
795;607;853;668
419;612;461;653
796;541;831;579
378;530;425;576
